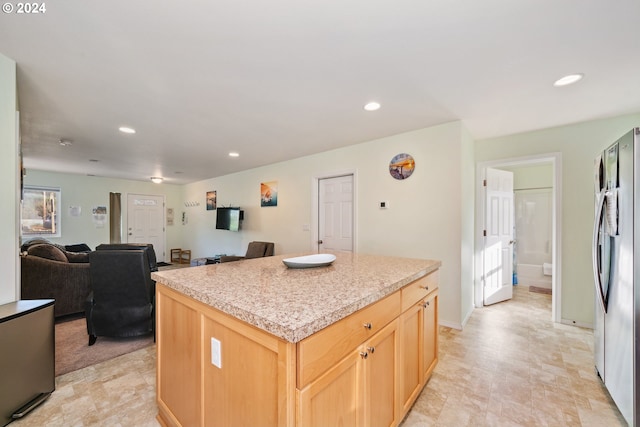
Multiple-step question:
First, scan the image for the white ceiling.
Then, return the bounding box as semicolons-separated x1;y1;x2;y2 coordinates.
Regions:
1;0;639;185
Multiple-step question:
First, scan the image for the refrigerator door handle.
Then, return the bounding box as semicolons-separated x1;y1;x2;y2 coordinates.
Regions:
592;188;608;313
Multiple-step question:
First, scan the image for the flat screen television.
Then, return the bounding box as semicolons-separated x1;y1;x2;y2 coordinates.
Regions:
216;207;242;231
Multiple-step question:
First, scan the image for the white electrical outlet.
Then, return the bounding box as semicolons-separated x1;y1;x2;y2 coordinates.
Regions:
211;337;222;368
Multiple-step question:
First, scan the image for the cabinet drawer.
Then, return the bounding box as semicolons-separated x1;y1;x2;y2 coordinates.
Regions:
297;291;401;388
401;271;439;312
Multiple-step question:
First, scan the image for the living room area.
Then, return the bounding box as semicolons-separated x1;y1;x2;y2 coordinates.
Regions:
2;0;640;423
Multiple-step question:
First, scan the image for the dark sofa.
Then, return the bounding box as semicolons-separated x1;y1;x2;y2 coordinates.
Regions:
20;243;92;318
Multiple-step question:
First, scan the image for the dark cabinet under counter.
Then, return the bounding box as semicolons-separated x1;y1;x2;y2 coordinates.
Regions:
0;299;55;426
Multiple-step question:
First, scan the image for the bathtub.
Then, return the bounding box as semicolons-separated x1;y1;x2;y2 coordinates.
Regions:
516;263;551;289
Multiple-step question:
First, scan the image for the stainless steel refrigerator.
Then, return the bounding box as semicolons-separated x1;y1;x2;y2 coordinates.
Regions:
593;127;640;425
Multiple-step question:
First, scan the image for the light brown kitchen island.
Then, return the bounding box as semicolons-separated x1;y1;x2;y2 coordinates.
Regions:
152;252;441;427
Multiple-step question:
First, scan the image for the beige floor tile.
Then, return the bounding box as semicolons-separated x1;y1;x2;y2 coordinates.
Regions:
11;286;627;426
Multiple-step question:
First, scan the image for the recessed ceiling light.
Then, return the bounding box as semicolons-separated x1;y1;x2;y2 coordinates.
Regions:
553;74;584;87
119;126;136;134
364;102;381;111
150;177;163;184
229;152;240;157
59;139;72;146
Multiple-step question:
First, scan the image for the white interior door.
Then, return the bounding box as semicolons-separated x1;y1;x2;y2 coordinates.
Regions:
318;175;354;252
483;168;514;305
127;193;165;261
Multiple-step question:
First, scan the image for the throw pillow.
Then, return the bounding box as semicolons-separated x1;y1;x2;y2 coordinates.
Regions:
65;251;90;263
27;244;68;263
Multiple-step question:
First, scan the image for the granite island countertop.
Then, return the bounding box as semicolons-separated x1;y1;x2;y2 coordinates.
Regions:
152;252;441;343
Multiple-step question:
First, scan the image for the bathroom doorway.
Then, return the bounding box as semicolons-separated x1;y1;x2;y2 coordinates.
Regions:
475;153;561;322
499;163;553;294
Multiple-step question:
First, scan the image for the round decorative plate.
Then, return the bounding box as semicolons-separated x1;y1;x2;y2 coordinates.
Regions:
389;153;415;180
282;254;337;269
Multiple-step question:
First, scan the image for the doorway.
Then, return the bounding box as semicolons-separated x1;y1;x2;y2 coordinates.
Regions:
126;193;166;262
312;171;357;253
475;154;562;322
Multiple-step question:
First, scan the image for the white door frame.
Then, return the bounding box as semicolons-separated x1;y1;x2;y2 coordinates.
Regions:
311;169;358;253
126;192;167;262
475;153;562;323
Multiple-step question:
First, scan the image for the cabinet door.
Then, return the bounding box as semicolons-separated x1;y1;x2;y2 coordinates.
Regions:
422;292;438;380
364;318;399;427
399;303;422;413
298;349;363;427
156;287;202;427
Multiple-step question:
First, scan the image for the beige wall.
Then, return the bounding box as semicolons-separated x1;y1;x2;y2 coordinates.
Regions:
476;113;640;325
0;53;18;304
182;121;475;328
500;163;553;190
22;171;184;262
18;122;476;328
11;112;640;328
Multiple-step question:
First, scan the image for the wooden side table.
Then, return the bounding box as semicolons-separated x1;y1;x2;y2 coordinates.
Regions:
180;250;191;264
171;248;182;264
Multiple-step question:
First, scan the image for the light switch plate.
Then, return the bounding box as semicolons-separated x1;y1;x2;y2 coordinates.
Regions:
211;337;222;368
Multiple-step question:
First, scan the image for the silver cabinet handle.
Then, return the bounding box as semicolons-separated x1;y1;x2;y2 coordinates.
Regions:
363;322;372;330
359;351;368;359
367;346;375;354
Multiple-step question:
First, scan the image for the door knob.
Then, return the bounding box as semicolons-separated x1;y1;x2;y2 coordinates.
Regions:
317;240;323;244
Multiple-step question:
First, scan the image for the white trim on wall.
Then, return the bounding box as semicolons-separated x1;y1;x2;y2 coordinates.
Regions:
311;169;358;253
475;153;562;323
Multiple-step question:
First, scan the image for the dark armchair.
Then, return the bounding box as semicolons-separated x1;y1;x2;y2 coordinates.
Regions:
85;249;155;346
95;243;158;272
220;241;275;263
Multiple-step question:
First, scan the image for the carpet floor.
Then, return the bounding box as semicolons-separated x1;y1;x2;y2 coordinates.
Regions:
55;317;154;376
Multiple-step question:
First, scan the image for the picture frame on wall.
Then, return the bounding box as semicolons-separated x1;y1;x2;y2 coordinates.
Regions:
206;191;217;210
260;181;278;207
21;186;62;237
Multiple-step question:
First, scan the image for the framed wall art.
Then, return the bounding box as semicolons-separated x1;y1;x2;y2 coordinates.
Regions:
260;181;278;207
389;153;415;180
206;190;217;210
21;186;61;237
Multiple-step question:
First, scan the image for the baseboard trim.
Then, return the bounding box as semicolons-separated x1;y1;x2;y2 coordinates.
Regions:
561;318;593;329
439;319;462;330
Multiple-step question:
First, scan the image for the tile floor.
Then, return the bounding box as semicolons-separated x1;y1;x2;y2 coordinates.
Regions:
13;286;625;426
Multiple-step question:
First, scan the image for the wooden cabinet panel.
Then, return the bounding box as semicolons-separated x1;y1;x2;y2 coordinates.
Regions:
156;287;201;427
298;292;401;388
364;319;399;427
298;349;362;427
401;270;439;312
202;315;279;427
299;318;400;427
422;292;438;380
156;284;296;427
400;302;422;413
